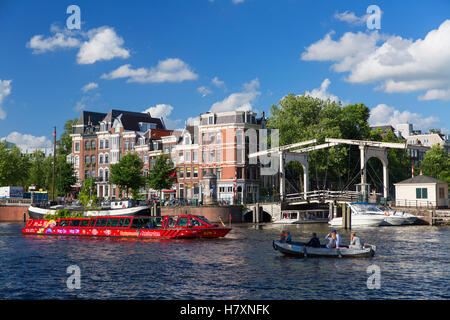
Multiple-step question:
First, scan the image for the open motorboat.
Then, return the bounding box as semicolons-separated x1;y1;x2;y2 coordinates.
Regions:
28;200;150;219
272;240;376;258
22;214;231;239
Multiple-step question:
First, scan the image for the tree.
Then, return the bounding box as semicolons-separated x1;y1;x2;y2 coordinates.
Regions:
420;145;450;184
146;155;177;201
110;153;145;198
55;153;76;196
79;177;98;209
57;118;78;156
27;150;47;189
0;141;30;186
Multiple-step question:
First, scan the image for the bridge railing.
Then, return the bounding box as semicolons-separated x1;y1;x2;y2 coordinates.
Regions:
285;190;360;203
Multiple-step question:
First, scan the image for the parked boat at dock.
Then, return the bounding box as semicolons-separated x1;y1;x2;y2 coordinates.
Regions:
328;202;418;227
22;214;231;239
273;209;329;224
272;240;376;258
27;200;150;219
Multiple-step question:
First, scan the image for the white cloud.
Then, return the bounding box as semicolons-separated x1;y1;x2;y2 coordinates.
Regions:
334;11;369;26
301;20;450;101
304;78;341;103
418;88;450;101
369;104;440;131
27;32;81;54
186;116;200;126
210;78;260;113
77;27;130;64
212;76;225;88
73;93;101;112
197;86;212;97
101;58;198;83
142;104;182;130
81;82;99;92
2;132;52;152
27;25;130;65
0;80;12;120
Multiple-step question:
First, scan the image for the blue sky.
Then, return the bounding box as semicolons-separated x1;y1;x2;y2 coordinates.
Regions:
0;0;449;150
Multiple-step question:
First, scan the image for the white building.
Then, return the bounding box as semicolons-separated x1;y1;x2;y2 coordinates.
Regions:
394;174;448;208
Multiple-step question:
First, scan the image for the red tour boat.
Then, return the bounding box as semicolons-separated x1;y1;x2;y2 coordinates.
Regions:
22;215;232;239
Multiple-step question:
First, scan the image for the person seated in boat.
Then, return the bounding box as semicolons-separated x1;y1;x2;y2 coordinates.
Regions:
280;232;287;243
305;233;321;248
331;229;342;248
325;232;337;249
285;231;292;244
349;232;364;249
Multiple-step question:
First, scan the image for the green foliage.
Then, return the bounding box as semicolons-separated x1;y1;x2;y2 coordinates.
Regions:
110;153;145;197
420;145;450;184
0;141;31;186
43;209;83;219
79;177;98;209
267;94;372;189
146;155;176;199
57;118;78;156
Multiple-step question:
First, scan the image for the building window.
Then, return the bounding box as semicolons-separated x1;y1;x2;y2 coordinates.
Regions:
236;130;243;146
131;140;135;150
85;141;89;149
179;184;184;199
84;170;89;179
105;154;109;164
216;168;222;180
150;158;155;168
91;140;96;149
99;169;104;181
100;140;104;149
186;167;191;178
74;156;79;168
193;150;198;162
184;136;190;145
99;154;103;164
193;167;198;178
209;133;215;144
85;155;89;164
216;149;221;163
202;133;207;145
208;116;214;125
105;139;109;149
202;150;207;163
209;150;214;163
237;167;243;179
439;187;445;199
216;132;222;144
164;145;170;153
144;154;148;163
105;169;109;181
416;188;428;199
75;142;80;152
179;152;184;163
125;140;129;151
185;151;191;162
179;168;184;178
91;155;95;165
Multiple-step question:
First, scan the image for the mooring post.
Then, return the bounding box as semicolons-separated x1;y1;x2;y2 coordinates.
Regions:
256;203;260;223
346;204;351;229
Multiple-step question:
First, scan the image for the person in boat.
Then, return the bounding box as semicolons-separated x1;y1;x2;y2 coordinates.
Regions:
285;231;292;244
331;229;342;248
280;232;287;243
305;233;321;248
325;232;337;249
349;232;364;249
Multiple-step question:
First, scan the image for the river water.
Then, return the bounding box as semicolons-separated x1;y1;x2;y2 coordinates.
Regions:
0;222;448;300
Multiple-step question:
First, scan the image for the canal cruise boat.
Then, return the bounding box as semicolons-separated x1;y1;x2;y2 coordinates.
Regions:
22;215;232;239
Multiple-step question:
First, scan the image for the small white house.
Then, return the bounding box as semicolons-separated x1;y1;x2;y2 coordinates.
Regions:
394;175;449;208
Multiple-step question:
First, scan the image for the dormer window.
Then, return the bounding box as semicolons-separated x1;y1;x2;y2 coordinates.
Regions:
184;135;190;145
139;122;157;132
208;115;214;125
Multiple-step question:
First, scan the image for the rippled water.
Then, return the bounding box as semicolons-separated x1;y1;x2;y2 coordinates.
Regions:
0;222;449;299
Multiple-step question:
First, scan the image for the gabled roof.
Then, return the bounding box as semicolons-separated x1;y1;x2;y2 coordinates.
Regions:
109;110;165;131
395;175;447;185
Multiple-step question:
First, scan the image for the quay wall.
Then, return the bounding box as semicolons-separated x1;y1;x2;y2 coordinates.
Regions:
161;205;243;223
391;206;448;225
0;205;29;222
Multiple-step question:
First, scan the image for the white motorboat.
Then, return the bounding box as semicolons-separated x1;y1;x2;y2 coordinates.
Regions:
272;240;376;258
328;214;385;227
28;200;150;219
381;206;418;225
274;210;329;224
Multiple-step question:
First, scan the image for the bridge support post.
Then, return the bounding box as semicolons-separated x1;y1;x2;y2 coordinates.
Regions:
329;203;334;220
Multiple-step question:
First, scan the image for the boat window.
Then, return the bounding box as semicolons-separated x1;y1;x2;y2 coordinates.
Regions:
96;218;108;227
60;220;71;227
118;218;131;228
70;220;81;227
107;218;119;227
151;217;162;227
89;219;97;227
291;212;297;219
196;216;214;226
176;217;188;227
189;218;202;227
130;217;151;229
80;219;89;227
167;217;177;228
